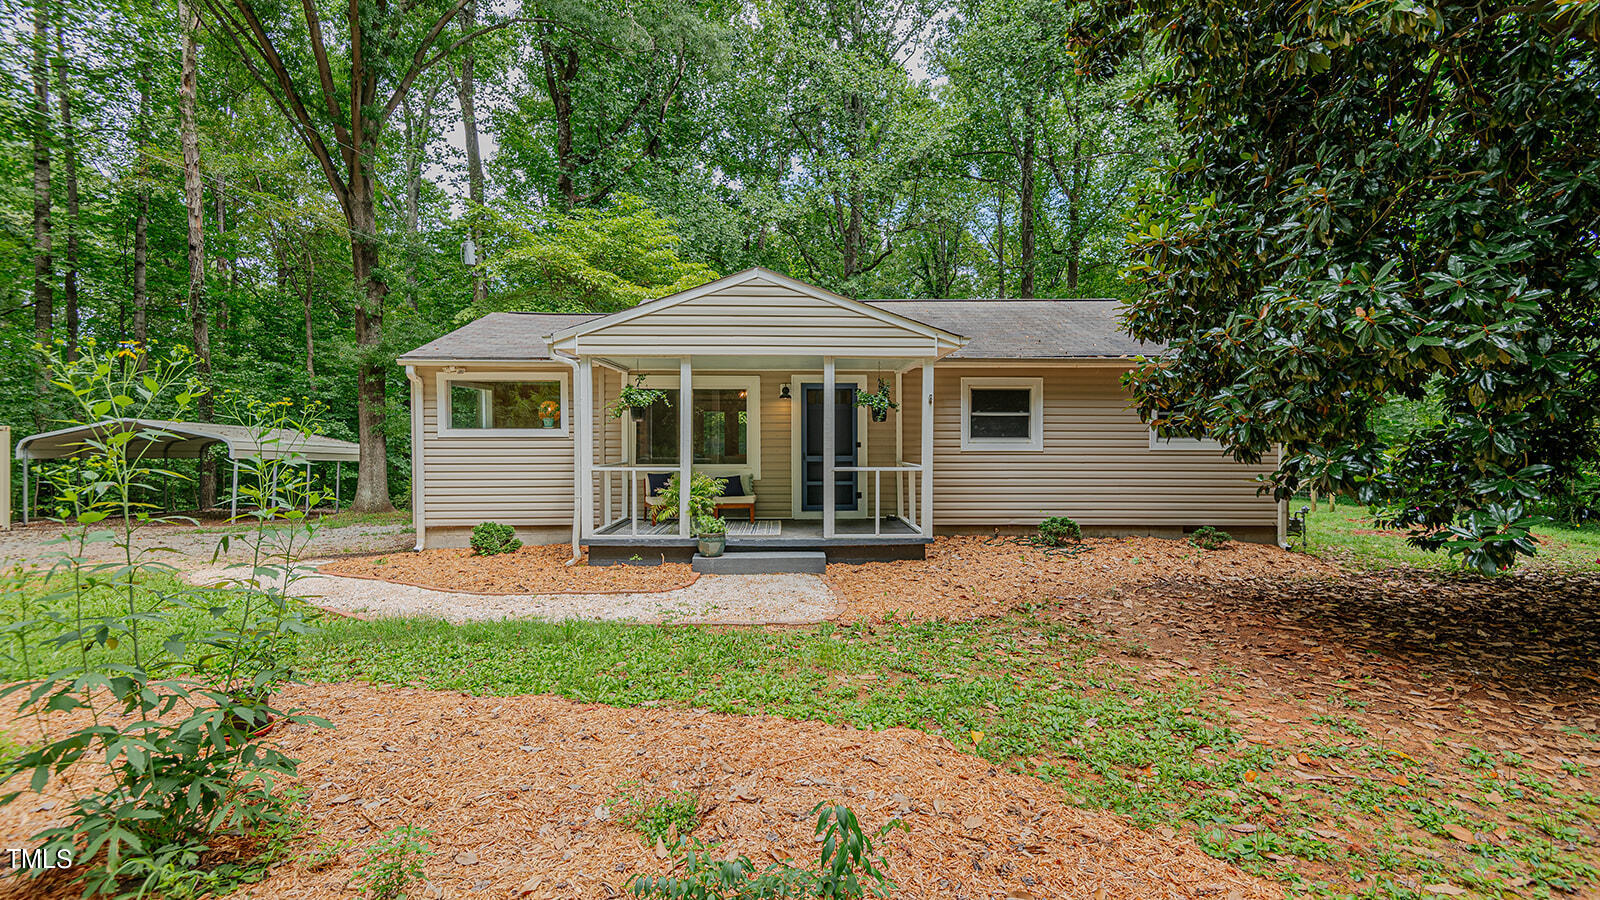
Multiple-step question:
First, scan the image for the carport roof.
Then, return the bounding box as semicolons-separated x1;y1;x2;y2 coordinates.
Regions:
15;419;360;463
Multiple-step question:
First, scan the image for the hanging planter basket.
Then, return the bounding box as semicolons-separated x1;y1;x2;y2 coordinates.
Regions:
854;378;898;424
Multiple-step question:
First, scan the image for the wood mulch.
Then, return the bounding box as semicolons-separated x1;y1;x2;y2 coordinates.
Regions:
317;544;698;595
827;535;1340;622
0;683;1278;900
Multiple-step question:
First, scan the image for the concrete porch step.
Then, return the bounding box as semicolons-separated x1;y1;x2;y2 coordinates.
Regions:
691;550;827;575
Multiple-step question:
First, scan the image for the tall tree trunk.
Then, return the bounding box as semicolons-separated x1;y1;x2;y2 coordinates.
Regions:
348;193;392;513
30;0;52;430
302;252;315;384
178;0;214;507
1018;104;1037;298
132;71;150;361
1067;139;1082;293
455;0;487;308
540;31;580;208
994;183;1006;299
53;21;79;361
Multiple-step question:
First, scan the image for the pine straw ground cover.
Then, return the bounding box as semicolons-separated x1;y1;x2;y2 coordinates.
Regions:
317;544;698;594
826;535;1341;622
0;684;1277;900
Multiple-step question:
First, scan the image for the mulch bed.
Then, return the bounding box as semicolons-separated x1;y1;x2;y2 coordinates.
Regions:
0;684;1278;900
317;545;698;595
826;535;1340;622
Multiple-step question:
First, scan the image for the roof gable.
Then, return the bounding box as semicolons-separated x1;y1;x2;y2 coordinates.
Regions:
547;269;966;357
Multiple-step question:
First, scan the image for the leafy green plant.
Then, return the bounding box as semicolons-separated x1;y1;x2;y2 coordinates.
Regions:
0;341;328;898
1038;516;1082;546
629;803;902;899
615;784;700;846
852;379;897;421
651;472;726;523
610;373;671;419
693;515;727;536
470;522;521;556
352;825;432;900
1188;526;1231;550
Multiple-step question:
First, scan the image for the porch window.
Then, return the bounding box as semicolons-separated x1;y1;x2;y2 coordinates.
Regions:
960;377;1044;451
439;374;567;435
635;388;752;466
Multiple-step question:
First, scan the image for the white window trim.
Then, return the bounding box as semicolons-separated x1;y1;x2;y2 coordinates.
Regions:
960;376;1044;452
1148;419;1225;451
436;370;571;438
627;374;762;480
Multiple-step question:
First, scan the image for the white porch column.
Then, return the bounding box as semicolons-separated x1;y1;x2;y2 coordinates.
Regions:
822;356;836;539
576;357;595;541
920;361;934;536
678;357;693;537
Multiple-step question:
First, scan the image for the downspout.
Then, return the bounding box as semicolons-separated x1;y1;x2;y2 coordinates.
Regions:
406;366;426;551
551;351;583;563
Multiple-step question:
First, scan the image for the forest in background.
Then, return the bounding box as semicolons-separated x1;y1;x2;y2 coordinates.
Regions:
0;0;1163;512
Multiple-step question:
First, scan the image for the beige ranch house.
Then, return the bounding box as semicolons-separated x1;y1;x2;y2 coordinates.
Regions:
399;268;1285;564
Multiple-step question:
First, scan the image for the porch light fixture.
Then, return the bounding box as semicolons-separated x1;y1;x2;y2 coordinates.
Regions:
779;385;791;401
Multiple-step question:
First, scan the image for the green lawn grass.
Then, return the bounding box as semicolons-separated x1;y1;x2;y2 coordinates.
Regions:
1297;499;1600;572
4;564;1596;898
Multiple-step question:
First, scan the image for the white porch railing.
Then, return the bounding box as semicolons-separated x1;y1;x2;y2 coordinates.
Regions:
836;462;924;536
593;463;679;536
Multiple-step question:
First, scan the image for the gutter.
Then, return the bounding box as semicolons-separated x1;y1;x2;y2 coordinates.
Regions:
405;366;426;551
551;351;584;564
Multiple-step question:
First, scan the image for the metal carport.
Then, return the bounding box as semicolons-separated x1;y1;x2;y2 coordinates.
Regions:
13;418;360;523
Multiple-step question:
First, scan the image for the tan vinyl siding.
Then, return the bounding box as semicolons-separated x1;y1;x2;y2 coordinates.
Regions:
418;364;576;529
927;364;1277;527
567;281;940;356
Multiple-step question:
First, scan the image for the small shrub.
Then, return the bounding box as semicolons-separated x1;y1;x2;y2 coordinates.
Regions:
470;522;521;556
1038;516;1082;546
352;826;432;900
1189;526;1231;550
615;784;700;846
629;803;902;899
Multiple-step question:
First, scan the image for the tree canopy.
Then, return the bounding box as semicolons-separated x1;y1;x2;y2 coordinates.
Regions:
1108;0;1600;571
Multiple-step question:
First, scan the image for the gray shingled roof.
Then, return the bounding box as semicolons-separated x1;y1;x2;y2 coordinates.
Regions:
865;299;1155;359
398;312;601;362
397;300;1153;362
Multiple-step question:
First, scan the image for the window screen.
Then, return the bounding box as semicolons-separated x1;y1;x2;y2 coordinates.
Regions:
968;388;1032;439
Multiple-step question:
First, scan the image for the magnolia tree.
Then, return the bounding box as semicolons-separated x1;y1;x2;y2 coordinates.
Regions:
1095;0;1600;572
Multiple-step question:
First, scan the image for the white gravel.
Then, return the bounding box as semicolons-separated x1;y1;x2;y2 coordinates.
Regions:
188;563;842;626
0;521;414;569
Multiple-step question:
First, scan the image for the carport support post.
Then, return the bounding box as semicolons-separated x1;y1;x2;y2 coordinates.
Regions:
19;459;28;526
823;356;836;540
678;356;692;538
229;459;239;520
335;461;341;509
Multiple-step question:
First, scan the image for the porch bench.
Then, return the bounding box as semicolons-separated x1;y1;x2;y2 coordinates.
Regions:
643;472;758;523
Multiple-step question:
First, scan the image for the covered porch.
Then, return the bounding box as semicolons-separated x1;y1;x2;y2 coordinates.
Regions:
572;354;938;562
551;269;965;562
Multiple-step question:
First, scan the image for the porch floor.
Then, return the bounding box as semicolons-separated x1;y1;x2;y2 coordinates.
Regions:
587;516;928;564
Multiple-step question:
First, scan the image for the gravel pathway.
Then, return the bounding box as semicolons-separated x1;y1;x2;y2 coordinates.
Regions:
188;562;842;626
0;522;414;569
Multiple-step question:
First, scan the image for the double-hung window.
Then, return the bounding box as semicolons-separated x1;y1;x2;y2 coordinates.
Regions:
960;377;1044;451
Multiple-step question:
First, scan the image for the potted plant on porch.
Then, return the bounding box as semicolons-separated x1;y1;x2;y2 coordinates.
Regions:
854;378;898;422
694;514;728;557
609;374;670;421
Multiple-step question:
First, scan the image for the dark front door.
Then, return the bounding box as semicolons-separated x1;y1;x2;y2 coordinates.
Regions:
801;383;859;512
